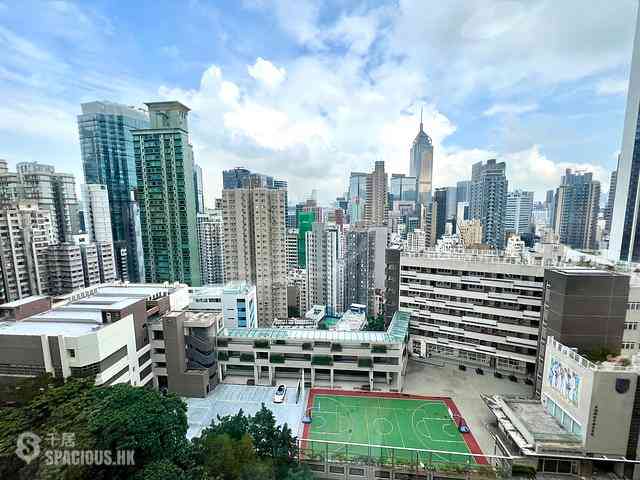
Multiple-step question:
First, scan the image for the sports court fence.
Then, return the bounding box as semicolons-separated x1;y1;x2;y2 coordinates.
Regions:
298;438;519;479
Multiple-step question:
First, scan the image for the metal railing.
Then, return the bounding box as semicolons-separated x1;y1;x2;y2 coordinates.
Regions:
298;438;518;478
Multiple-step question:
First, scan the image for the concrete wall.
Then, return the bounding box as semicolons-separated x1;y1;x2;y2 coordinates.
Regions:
163;312;209;397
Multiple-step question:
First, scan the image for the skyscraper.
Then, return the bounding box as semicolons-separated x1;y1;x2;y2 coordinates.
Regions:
505;190;534;235
545;189;555;227
456;180;471;222
222;187;287;325
78;101;149;281
610;7;640;262
133;101;201;286
410;109;434;208
365;161;388;226
197;208;224;285
347;172;368;224
305;222;341;315
469;159;508;249
552;169;600;250
193;163;205;213
390;174;417;203
433;188;449;240
604;169;617;236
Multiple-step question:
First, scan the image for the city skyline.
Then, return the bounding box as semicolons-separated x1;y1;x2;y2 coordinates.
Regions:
0;1;635;205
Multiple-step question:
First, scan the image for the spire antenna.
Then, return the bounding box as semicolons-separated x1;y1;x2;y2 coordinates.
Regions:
420;106;423;131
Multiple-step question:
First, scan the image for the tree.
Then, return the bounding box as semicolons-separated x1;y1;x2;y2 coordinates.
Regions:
285;464;315;480
199;433;257;480
365;315;385;331
89;384;191;479
202;409;250;441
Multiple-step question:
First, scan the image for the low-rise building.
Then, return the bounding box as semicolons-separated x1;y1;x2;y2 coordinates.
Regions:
215;310;409;391
0;284;182;388
188;281;257;329
486;337;640;478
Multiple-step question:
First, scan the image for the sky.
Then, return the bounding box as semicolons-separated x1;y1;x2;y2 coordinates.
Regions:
0;0;636;206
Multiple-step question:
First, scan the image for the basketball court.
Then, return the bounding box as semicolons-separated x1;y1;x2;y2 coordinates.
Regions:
302;389;484;464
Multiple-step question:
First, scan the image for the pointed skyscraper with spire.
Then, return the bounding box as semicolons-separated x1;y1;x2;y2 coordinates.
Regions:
410;107;434;208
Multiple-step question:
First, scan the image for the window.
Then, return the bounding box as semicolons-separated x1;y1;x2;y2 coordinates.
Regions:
67;349;75;358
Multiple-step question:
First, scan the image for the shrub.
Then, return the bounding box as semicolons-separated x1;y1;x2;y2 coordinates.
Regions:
270;354;285;364
254;340;270;349
371;345;387;354
331;343;342;352
240;353;255;362
311;355;333;366
357;358;372;368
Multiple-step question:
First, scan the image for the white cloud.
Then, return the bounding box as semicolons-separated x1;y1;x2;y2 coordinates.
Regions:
504;146;607;195
247;58;286;88
483;103;538;117
596;77;628;96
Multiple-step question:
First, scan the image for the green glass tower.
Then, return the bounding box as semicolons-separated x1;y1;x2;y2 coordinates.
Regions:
297;210;315;268
133;101;201;286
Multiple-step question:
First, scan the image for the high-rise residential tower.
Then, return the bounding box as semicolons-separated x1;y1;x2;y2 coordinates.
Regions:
197;208;225;285
133;101;201;287
305;222;341;315
552;169;600;250
78;101;149;281
1;162;81;244
0;202;54;303
410;110;434;208
222;187;287;325
469;159;508;249
344;226;387;314
365;161;388;226
505;190;534;235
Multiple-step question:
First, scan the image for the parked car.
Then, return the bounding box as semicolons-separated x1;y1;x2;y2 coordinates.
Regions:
273;384;287;403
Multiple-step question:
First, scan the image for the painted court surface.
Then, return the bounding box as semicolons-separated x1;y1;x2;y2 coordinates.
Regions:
302;389;484;464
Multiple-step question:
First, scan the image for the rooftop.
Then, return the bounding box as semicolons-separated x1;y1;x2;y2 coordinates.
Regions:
0;320;100;337
221;311;409;344
0;295;48;308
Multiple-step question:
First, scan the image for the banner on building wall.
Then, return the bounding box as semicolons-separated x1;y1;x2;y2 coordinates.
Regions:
547;357;581;407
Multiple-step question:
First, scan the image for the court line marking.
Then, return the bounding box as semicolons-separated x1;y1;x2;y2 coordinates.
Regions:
310;395;471;462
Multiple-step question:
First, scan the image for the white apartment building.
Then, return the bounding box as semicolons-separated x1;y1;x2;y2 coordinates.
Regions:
82;184;113;243
286;228;299;270
197;209;225;285
0;201;54;303
400;250;544;376
306;222;342;315
505;190;534;235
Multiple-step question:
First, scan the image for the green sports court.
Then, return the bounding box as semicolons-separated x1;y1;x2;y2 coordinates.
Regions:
301;389;484;465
